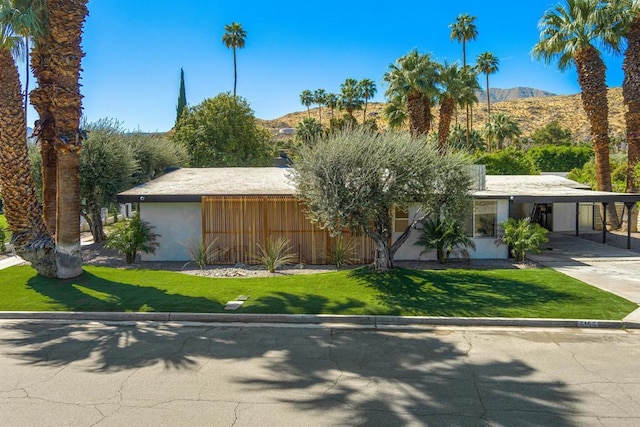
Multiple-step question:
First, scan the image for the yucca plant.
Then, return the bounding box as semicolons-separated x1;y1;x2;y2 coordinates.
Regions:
329;235;358;268
415;216;476;264
255;236;298;273
499;217;548;263
105;213;159;264
181;237;221;270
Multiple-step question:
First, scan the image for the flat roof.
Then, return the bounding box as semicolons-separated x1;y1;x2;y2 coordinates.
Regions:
118;168;296;203
117;168;640;204
474;175;640;203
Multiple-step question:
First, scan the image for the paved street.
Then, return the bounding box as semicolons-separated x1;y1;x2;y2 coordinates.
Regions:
0;321;639;426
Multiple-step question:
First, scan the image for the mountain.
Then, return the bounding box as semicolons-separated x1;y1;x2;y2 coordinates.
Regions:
476;87;556;103
261;87;625;143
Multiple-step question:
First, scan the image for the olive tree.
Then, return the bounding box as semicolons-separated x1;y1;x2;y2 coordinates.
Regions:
293;128;473;271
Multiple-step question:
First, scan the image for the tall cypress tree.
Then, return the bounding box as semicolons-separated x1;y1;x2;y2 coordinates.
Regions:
176;68;187;125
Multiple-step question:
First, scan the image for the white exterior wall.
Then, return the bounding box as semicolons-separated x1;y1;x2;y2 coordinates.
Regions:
552;203;576;232
140;202;202;261
392;200;510;261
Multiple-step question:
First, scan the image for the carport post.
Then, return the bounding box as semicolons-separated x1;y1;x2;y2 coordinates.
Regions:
575;203;580;237
625;202;635;250
602;202;608;244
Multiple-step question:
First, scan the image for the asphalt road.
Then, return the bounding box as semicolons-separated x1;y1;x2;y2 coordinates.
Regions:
0;321;639;426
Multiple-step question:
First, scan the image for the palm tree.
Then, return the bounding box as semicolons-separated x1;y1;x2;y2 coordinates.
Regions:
299;90;313;117
325;93;339;118
483;113;521;151
450;13;478;143
0;0;56;277
30;0;89;278
358;78;377;122
383;95;407;129
436;62;479;152
313;88;326;123
222;22;246;97
532;0;622;228
339;78;364;119
383;50;439;136
476;52;499;121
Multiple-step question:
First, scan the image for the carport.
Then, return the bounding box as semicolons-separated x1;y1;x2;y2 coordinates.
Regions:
474;175;640;249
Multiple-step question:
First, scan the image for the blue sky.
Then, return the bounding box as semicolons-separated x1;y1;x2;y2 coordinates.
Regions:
19;0;626;132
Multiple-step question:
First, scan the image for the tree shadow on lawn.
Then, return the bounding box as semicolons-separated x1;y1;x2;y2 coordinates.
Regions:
0;322;581;425
241;291;367;314
26;270;224;313
348;267;578;317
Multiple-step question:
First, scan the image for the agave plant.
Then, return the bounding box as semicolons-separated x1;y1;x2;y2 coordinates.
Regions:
255;236;298;273
181;237;222;270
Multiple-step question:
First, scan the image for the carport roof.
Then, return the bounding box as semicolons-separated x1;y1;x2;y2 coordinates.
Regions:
474;175;640;204
117;168;640;204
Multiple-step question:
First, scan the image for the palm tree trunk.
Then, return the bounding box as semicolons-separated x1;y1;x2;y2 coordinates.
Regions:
30;32;58;235
363;99;368;122
233;47;237;97
486;73;491;118
406;91;428;137
438;97;454;152
575;46;619;229
37;0;89;278
0;49;56;277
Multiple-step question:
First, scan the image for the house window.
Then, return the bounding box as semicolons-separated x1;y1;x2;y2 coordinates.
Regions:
466;200;498;237
393;206;409;232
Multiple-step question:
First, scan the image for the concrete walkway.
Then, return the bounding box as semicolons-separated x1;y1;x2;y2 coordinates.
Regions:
529;232;640;322
0;255;25;270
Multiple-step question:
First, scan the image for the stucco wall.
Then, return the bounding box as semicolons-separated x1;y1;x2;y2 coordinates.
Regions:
140;202;202;261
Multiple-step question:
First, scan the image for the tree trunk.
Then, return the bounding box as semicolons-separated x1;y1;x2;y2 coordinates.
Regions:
371;235;393;271
89;203;107;243
56;151;82;278
438;97;454;152
0;50;56;277
574;47;619;229
233;47;237;97
623;16;640;232
406;91;429;137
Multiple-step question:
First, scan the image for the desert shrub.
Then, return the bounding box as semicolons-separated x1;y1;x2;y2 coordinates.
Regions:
105;213;160;264
474;147;539;175
499;217;548;263
528;145;593;172
568;154;630;192
415;216;476;264
328;236;358;268
255;236;298;273
182;237;221;270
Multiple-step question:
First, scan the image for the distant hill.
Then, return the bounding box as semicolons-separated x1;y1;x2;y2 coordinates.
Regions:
476;87;556;103
261;87;625;143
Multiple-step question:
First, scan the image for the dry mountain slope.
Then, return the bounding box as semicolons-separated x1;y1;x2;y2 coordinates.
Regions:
262;87;625;141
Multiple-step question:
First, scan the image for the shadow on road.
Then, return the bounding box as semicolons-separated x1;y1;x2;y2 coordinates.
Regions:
0;321;579;424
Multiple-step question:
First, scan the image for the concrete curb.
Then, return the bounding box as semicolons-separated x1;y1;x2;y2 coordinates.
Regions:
0;312;638;330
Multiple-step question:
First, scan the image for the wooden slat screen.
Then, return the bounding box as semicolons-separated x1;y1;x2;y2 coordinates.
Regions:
202;196;374;265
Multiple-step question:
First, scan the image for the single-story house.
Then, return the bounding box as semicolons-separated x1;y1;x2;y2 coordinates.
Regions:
117;167;640;263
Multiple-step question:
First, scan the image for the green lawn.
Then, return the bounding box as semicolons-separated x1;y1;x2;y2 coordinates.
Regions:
0;265;636;319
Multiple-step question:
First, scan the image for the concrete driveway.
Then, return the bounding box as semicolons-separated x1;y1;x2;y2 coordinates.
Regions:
0;321;639;426
528;233;640;321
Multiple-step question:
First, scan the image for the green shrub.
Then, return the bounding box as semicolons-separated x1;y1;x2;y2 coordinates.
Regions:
255;236;298;273
415;217;476;264
0;226;6;253
328;236;358;268
105;214;160;264
528;145;593;172
474;148;539;175
499;217;548;263
568;154;630;192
